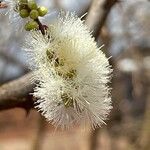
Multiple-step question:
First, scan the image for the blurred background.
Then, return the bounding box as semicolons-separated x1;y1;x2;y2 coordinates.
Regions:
0;0;150;150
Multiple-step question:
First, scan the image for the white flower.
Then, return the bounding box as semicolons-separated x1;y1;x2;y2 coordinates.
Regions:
25;12;113;129
4;0;26;30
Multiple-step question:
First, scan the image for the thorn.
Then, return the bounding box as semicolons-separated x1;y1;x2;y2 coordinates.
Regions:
22;95;34;117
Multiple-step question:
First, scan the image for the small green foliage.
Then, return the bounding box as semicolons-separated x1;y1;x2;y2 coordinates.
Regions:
28;0;37;10
19;9;29;18
38;6;48;16
25;21;39;31
30;9;39;19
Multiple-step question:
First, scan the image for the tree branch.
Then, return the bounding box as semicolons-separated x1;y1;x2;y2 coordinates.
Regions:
85;0;118;39
0;0;117;111
0;72;34;110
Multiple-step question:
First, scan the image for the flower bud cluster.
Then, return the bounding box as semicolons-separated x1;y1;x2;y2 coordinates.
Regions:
17;0;48;31
4;0;48;31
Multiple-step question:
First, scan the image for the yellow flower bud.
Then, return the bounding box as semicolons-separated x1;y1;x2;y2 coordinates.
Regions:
38;6;48;17
30;9;39;19
19;9;29;18
25;21;39;31
28;0;37;10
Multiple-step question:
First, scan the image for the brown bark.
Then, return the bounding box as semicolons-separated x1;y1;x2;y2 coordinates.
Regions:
0;72;34;110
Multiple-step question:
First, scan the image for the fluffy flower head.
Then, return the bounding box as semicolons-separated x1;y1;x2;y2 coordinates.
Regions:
25;12;113;129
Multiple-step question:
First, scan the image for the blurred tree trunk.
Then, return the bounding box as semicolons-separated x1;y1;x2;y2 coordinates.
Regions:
139;88;150;150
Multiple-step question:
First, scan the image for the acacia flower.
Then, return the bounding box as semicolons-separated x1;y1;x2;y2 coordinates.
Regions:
24;12;113;129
